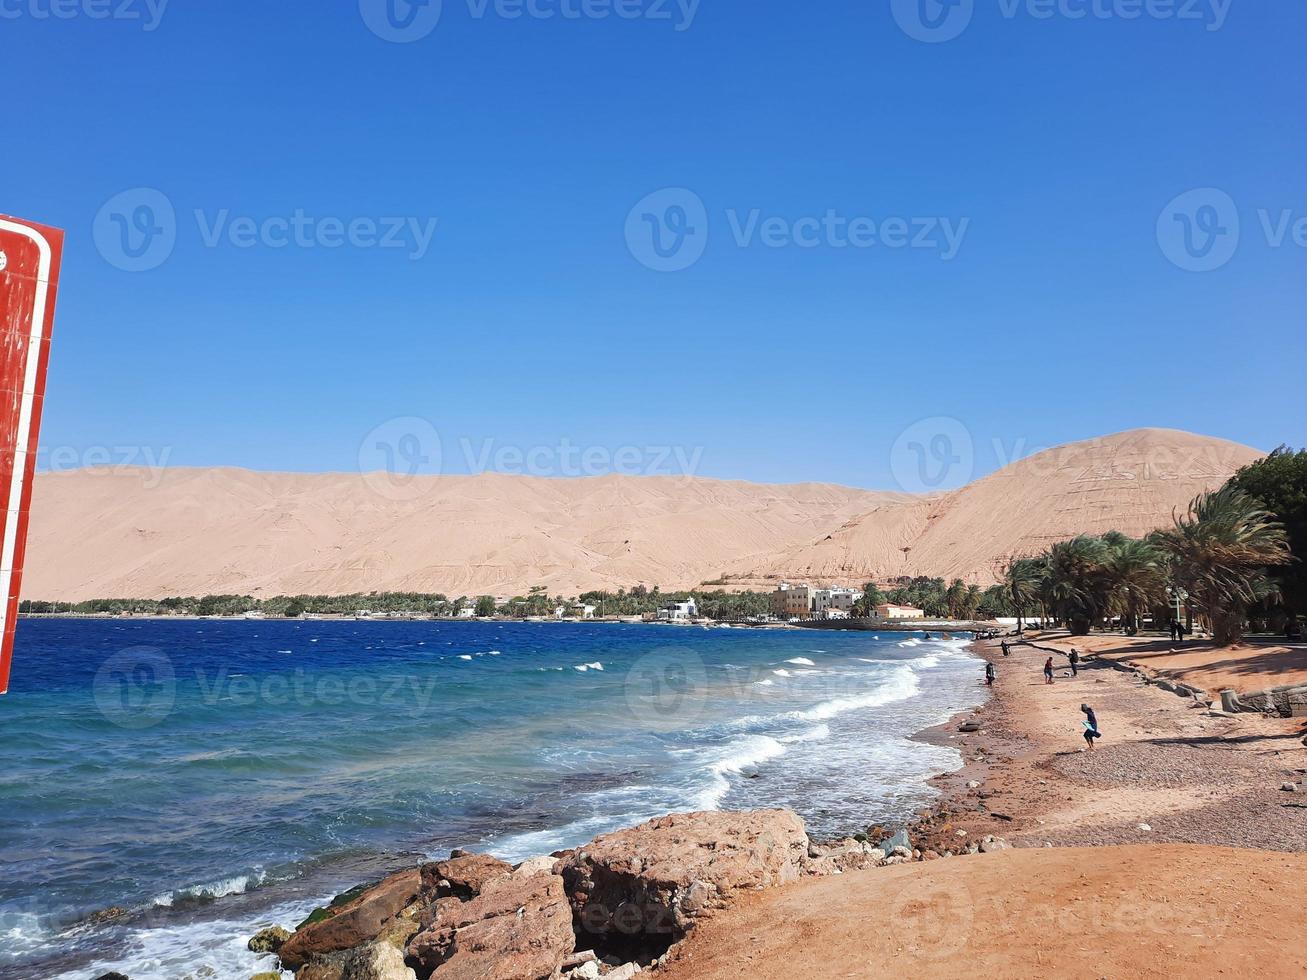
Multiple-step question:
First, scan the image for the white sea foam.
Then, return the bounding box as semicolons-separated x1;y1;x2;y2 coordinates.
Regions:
573;662;603;672
785;657;816;666
53;896;314;980
755;678;774;686
897;638;922;648
789;665;920;722
695;734;788;810
152;872;267;908
772;668;791;677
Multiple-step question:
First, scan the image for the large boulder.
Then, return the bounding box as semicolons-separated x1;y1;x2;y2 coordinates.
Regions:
407;872;574;979
561;809;809;942
419;853;513;899
342;941;418;980
279;870;423;969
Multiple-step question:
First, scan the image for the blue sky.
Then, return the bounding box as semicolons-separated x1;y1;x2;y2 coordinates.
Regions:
5;0;1304;492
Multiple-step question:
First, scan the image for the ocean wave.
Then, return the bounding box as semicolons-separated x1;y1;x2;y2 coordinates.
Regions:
55;895;318;980
573;662;604;672
788;665;920;722
152;871;266;908
772;668;791;677
785;657;816;666
458;654;474;661
696;734;788;810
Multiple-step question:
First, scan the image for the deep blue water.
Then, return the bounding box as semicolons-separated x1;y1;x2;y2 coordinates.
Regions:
0;618;982;979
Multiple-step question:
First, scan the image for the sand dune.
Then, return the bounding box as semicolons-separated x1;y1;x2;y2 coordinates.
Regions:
22;428;1260;600
732;427;1261;587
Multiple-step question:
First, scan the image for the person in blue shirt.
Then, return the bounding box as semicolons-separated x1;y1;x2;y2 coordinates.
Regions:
1081;703;1101;750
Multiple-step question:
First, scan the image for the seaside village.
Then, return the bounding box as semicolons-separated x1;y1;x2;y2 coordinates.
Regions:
341;582;923;625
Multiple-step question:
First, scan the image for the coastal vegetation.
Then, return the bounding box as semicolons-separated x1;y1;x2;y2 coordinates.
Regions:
997;448;1303;642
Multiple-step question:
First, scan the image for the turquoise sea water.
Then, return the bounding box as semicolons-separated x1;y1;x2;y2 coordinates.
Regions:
0;619;982;979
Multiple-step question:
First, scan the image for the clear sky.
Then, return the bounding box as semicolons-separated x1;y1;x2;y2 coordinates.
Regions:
5;0;1304;492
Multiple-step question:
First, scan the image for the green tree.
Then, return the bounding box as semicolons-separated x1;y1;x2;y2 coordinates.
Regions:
474;595;497;617
1043;536;1110;635
1003;557;1046;630
1101;536;1167;635
1226;446;1307;622
1152;485;1291;644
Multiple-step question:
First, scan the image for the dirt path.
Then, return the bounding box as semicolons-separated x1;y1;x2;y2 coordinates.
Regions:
657;845;1307;979
908;634;1307;854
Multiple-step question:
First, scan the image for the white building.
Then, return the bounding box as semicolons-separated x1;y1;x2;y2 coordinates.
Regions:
657;599;698;622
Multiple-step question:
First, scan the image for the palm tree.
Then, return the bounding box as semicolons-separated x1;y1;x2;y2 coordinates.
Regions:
1003;557;1046;631
1102;537;1167;635
1152;485;1291;644
1044;536;1110;635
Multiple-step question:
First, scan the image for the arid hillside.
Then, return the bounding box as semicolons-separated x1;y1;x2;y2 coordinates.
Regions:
22;428;1260;600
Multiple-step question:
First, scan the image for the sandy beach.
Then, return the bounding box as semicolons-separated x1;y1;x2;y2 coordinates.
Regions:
649;633;1307;978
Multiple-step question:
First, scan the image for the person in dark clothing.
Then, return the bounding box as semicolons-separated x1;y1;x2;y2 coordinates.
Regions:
1001;640;1010;657
1043;657;1054;684
985;661;996;687
1069;648;1080;676
1081;703;1101;749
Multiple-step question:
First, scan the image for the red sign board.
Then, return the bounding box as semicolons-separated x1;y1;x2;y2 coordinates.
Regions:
0;216;62;695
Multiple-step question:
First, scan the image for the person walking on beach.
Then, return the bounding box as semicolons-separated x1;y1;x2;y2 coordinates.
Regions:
1081;703;1101;750
1069;648;1080;676
1001;639;1010;657
1043;657;1054;684
985;661;996;687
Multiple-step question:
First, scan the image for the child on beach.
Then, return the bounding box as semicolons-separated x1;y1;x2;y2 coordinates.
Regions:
1081;703;1101;749
1044;657;1054;684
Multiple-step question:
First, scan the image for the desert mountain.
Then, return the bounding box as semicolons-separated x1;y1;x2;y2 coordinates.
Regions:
22;428;1260;600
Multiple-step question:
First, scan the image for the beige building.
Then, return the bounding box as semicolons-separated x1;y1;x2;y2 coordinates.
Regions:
772;583;861;620
875;603;924;619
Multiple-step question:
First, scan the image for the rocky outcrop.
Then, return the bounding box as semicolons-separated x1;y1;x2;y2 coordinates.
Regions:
419;854;513;900
407;871;574;979
278;870;423;969
269;810;993;980
342;941;418;980
248;925;292;954
560;809;808;951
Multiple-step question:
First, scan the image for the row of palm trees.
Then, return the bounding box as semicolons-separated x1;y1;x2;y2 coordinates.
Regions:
1002;484;1291;644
